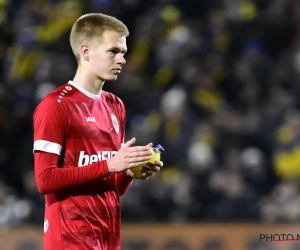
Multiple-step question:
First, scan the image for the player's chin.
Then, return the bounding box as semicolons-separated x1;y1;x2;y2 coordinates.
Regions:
105;73;119;81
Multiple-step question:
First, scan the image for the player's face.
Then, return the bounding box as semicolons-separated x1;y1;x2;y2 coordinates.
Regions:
89;30;127;82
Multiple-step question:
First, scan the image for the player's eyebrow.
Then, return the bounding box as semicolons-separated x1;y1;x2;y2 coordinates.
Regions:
108;46;127;54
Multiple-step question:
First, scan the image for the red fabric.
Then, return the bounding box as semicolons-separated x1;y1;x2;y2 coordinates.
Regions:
115;171;133;196
34;151;110;194
33;82;133;250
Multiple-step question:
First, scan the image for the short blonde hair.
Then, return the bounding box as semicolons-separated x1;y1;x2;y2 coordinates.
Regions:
70;13;129;62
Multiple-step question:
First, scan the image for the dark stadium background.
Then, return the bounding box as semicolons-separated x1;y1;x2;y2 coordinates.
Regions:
0;0;300;249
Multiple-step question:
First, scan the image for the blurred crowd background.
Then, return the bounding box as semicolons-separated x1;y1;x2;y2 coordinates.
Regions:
1;0;300;229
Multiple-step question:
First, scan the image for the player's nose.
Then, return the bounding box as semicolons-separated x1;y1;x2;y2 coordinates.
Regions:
117;54;126;65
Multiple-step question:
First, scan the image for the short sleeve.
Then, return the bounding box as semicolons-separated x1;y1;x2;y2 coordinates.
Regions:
33;96;68;155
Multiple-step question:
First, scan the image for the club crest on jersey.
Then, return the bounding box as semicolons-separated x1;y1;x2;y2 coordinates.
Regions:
111;114;119;133
86;117;96;122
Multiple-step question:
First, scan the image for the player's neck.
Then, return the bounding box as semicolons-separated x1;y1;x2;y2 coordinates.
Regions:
72;68;104;95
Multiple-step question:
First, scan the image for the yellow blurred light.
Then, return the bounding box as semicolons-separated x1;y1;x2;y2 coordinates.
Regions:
161;167;180;184
277;126;294;144
161;5;181;23
240;1;257;21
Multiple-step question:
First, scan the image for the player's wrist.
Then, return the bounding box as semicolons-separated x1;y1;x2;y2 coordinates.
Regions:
124;169;134;179
106;159;118;173
106;159;113;173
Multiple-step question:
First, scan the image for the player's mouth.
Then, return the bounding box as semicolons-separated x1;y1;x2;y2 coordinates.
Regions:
112;68;121;74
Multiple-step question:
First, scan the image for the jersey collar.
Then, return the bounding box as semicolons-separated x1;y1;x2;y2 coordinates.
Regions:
68;80;101;99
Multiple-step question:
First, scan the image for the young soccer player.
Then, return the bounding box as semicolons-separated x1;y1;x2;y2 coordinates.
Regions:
33;13;163;250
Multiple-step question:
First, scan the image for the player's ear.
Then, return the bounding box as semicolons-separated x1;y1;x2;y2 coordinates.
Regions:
81;44;90;61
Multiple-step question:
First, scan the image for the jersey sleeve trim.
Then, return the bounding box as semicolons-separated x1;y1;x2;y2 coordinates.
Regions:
34;140;63;155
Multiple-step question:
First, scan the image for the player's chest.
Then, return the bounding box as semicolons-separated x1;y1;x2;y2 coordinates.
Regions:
67;101;121;141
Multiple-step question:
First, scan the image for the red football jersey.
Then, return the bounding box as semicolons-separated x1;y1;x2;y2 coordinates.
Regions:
33;81;133;250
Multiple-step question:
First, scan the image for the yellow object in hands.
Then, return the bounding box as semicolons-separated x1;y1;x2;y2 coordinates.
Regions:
131;144;164;179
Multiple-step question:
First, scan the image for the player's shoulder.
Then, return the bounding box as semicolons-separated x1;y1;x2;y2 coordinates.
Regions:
39;83;75;104
35;83;75;111
101;91;124;106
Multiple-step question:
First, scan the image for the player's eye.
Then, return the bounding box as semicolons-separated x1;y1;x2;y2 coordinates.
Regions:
109;50;117;57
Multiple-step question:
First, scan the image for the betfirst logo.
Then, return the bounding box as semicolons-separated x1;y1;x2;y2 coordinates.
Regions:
78;150;117;167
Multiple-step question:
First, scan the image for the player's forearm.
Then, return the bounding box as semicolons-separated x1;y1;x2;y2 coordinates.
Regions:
34;152;110;194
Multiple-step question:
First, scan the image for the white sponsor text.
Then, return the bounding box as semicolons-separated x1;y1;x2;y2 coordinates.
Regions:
78;150;117;167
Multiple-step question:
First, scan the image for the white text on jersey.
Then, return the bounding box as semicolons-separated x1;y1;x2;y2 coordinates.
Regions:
86;117;96;122
78;150;117;167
